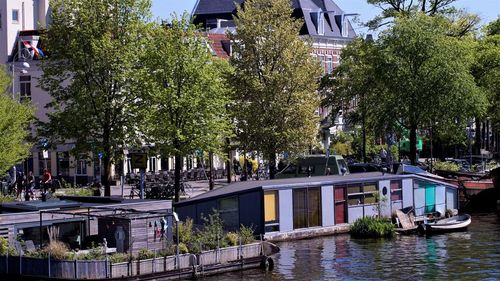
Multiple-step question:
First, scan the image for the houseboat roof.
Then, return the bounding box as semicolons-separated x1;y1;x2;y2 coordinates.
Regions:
175;172;457;207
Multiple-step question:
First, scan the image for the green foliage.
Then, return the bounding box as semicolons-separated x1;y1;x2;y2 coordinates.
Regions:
43;241;71;260
141;14;232;201
0;67;34;176
177;243;189;254
137;248;155;260
327;13;485;165
176;218;193;245
350;216;395;238
0;194;16;204
39;0;153;194
239;225;256;245
330;132;354;157
230;0;322;178
0;237;16;256
434;161;461;172
192;211;227;251
109;253;131;263
63;188;93;197
225;232;239;247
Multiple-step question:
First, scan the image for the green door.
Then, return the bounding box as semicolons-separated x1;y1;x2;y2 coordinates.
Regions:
425;184;436;213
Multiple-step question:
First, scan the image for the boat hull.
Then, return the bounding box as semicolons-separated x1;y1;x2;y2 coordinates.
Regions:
422;214;471;235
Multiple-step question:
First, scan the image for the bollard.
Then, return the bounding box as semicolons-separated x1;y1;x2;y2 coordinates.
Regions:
48;253;51;278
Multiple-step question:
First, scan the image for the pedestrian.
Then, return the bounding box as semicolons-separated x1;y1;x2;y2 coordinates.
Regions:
40;168;52;193
16;171;24;199
8;166;16;194
380;148;387;164
25;171;34;201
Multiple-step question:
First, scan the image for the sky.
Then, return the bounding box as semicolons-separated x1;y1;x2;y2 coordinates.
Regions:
151;0;500;35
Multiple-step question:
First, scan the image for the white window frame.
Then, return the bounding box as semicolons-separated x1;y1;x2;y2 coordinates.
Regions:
19;75;31;101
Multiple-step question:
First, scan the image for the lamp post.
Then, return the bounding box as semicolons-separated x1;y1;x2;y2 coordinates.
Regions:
10;52;31;99
172;212;179;269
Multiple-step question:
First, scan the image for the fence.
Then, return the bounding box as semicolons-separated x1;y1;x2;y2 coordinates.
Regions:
0;242;265;279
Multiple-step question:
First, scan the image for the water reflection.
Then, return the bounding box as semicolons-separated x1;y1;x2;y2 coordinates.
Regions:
202;214;500;281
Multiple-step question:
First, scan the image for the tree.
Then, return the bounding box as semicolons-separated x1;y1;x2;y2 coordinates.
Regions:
0;67;34;175
473;17;500;152
39;0;152;196
229;0;322;179
142;15;232;202
373;14;485;164
326;13;486;164
367;0;479;36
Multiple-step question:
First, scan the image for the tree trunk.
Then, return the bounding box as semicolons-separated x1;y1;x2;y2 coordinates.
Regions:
209;152;214;190
226;138;232;183
269;152;277;180
475;118;481;154
409;124;417;165
103;154;112;197
174;154;181;202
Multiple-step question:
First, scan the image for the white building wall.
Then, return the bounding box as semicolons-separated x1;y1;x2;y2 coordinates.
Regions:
402;179;414;208
378;180;391;218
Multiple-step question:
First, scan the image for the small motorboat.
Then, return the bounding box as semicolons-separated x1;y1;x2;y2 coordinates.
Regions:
420;214;471;235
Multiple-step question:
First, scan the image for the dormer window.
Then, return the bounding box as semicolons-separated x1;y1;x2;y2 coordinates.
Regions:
311;11;324;35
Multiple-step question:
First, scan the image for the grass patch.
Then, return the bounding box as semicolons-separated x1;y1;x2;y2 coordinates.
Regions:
350;216;395;238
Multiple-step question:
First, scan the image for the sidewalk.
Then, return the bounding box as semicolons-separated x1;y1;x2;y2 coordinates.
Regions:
109;178;231;199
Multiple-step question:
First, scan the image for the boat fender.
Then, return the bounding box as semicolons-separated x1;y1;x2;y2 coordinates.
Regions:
260;256;274;271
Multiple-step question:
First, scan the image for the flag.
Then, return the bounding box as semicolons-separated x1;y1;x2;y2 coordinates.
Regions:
21;40;45;58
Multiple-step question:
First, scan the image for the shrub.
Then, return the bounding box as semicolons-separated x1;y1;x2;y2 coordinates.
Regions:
434;161;460;172
0;237;16;256
350;216;395;238
158;243;176;257
137;248;155;260
64;188;93;197
225;232;238;246
109;253;131;263
44;241;71;260
177;243;189;254
0;194;16;204
239;225;255;244
192;211;227;251
76;246;105;260
177;218;193;244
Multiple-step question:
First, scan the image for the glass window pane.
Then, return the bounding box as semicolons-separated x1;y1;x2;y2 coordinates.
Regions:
218;197;239;229
391;181;401;190
364;193;377;204
347;184;362;194
348;194;363;206
293;189;307;229
308;188;322;227
364;184;377;192
264;191;278;222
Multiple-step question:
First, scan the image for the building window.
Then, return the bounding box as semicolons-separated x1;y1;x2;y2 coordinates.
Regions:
57;152;70;177
317;55;325;74
264;191;279;232
0;11;3;28
149;157;156;172
218;196;239;229
326;56;333;74
293;187;321;229
12;9;19;23
20;76;31;101
76;157;87;175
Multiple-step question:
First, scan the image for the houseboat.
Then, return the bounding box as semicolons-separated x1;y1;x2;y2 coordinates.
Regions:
174;172;459;241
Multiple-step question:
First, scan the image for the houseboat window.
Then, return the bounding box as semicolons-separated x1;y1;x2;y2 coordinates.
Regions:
308;188;322;227
363;184;377;204
347;183;378;206
347;184;363;206
293;188;322;229
390;180;402;201
264;191;279;232
218;197;239;229
293;189;308;229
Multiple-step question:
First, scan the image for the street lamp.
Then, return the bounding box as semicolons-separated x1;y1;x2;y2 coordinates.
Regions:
10;54;31;99
172;212;179;269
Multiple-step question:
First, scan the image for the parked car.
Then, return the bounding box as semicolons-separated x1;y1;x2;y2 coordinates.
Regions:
348;163;381;174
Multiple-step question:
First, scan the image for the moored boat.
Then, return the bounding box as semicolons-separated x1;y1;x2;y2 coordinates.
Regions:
421;214;471;235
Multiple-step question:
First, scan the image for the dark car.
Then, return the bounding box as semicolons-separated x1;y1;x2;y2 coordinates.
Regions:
348;163;381;174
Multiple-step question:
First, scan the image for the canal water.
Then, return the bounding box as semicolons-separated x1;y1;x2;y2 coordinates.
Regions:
204;213;500;280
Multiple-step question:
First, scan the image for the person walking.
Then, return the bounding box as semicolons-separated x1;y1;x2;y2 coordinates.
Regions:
380;148;387;165
25;171;34;201
40;168;52;193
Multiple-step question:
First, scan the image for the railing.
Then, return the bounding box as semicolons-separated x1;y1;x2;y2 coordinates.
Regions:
0;242;265;279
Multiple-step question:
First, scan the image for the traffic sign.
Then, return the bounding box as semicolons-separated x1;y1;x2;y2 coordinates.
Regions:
130;153;147;169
